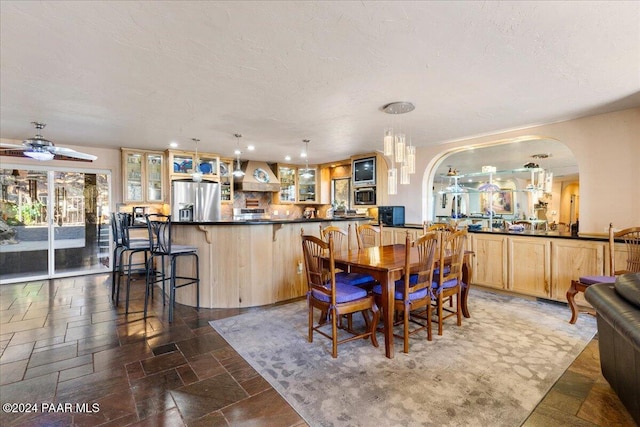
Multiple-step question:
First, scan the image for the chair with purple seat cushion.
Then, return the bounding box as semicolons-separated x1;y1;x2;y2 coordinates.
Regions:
567;223;640;324
301;233;379;358
320;224;376;289
431;228;468;336
372;231;439;353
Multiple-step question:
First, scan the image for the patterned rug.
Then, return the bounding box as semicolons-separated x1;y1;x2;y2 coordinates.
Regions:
210;289;597;427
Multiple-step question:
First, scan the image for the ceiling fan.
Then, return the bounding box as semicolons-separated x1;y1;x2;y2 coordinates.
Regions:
0;122;97;161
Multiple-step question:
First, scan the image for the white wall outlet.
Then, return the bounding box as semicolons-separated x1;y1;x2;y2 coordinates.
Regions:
273;210;278;216
297;261;303;274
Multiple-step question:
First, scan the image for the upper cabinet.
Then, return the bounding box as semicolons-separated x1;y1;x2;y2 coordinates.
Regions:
272;164;319;204
166;149;219;181
122;149;167;203
219;158;234;203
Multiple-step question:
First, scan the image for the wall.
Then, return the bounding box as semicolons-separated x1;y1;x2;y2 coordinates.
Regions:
385;107;639;233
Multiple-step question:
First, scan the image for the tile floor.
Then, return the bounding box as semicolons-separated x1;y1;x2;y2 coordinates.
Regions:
0;274;635;426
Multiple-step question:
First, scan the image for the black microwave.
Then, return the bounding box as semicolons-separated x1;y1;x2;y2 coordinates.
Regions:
354;187;376;205
352;157;376;186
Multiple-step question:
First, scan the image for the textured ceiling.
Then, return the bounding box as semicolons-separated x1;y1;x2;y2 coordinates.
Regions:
1;1;639;165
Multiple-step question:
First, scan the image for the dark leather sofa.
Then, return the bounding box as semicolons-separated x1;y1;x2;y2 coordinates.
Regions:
585;273;640;425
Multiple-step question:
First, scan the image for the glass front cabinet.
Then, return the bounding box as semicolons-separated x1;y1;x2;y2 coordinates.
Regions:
272;164;319;204
219;158;234;203
167;149;219;181
297;167;318;203
122;149;166;203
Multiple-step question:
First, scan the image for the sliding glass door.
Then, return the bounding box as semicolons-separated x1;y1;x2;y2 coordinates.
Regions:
0;165;111;283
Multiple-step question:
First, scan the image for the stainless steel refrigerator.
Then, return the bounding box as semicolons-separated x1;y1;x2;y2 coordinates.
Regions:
171;180;221;222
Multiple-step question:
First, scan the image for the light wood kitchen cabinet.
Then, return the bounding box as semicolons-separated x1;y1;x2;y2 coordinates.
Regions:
272;164;320;204
471;233;508;290
508;237;551;298
219;158;234;203
167;149;219;181
121;149;166;203
550;239;606;303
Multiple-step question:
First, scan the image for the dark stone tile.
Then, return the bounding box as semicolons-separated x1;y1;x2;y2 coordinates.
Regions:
188;411;230;427
126;361;146;381
93;341;152;372
27;342;78;368
130;407;185;427
176;365;199;386
8;325;67;346
171;373;249;421
0;341;35;364
0;358;28;385
152;342;178;356
1;317;47;334
25;354;92;379
72;389;137;427
58;362;94;382
219;352;260;383
553;370;595;400
56;366;129;403
176;333;228;359
577;381;636;426
222;388;305;427
0;372;58;426
135;393;177;421
187;353;226;380
77;333;120;356
240;374;272;396
141;351;188;375
130;369;184;402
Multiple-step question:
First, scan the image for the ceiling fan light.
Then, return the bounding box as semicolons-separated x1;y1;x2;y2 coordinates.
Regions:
24;151;54;161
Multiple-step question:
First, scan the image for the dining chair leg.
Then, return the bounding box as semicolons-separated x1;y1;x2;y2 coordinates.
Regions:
403;303;410;353
169;256;177;323
331;306;338;358
426;303;433;341
195;253;200;311
144;256;153;319
125;251;134;315
438;296;444;336
456;292;462;326
308;303;314;343
111;246;119;301
115;249;126;306
370;306;379;348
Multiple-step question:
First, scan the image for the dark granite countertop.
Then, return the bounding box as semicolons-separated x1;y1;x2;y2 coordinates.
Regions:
172;217;373;226
383;224;608;241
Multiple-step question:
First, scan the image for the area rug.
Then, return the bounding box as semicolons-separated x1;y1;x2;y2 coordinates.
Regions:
210;289;597;427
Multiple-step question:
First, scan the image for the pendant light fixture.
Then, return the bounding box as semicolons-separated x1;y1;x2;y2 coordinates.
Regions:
191;138;203;182
232;133;245;177
382;101;416;194
300;139;313;179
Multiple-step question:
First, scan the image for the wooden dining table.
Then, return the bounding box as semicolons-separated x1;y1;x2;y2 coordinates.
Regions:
328;244;474;359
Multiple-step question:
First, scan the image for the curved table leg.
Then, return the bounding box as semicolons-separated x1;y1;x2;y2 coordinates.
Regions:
567;280;580;324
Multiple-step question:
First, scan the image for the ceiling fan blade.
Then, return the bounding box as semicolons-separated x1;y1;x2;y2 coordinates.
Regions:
48;146;97;161
0;142;26;149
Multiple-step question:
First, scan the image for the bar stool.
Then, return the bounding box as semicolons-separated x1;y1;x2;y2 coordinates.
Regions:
144;213;199;322
113;212;151;314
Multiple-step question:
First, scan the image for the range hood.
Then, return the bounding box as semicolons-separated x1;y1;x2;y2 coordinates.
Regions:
233;160;280;192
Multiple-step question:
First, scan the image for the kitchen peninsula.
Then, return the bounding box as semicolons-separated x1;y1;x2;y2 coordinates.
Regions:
169;217;371;308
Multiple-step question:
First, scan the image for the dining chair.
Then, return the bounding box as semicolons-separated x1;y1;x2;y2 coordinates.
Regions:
372;231;439;353
356;223;383;249
513;220;533;231
431;228;468;336
568;223;640;323
113;212;151;314
144;214;199;323
301;233;379;358
319;225;376;288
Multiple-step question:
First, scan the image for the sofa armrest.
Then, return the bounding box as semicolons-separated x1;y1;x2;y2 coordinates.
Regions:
585;282;640;349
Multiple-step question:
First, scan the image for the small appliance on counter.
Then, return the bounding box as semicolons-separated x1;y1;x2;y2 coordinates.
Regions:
132;206;147;225
303;207;317;219
378;206;405;226
179;204;193;222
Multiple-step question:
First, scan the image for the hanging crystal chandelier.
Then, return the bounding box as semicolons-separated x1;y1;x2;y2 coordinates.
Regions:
382;102;416;193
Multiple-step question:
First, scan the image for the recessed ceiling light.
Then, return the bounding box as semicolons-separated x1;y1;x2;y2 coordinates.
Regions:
284;155;291;161
234;149;241;155
169;142;178;148
247;145;255;151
